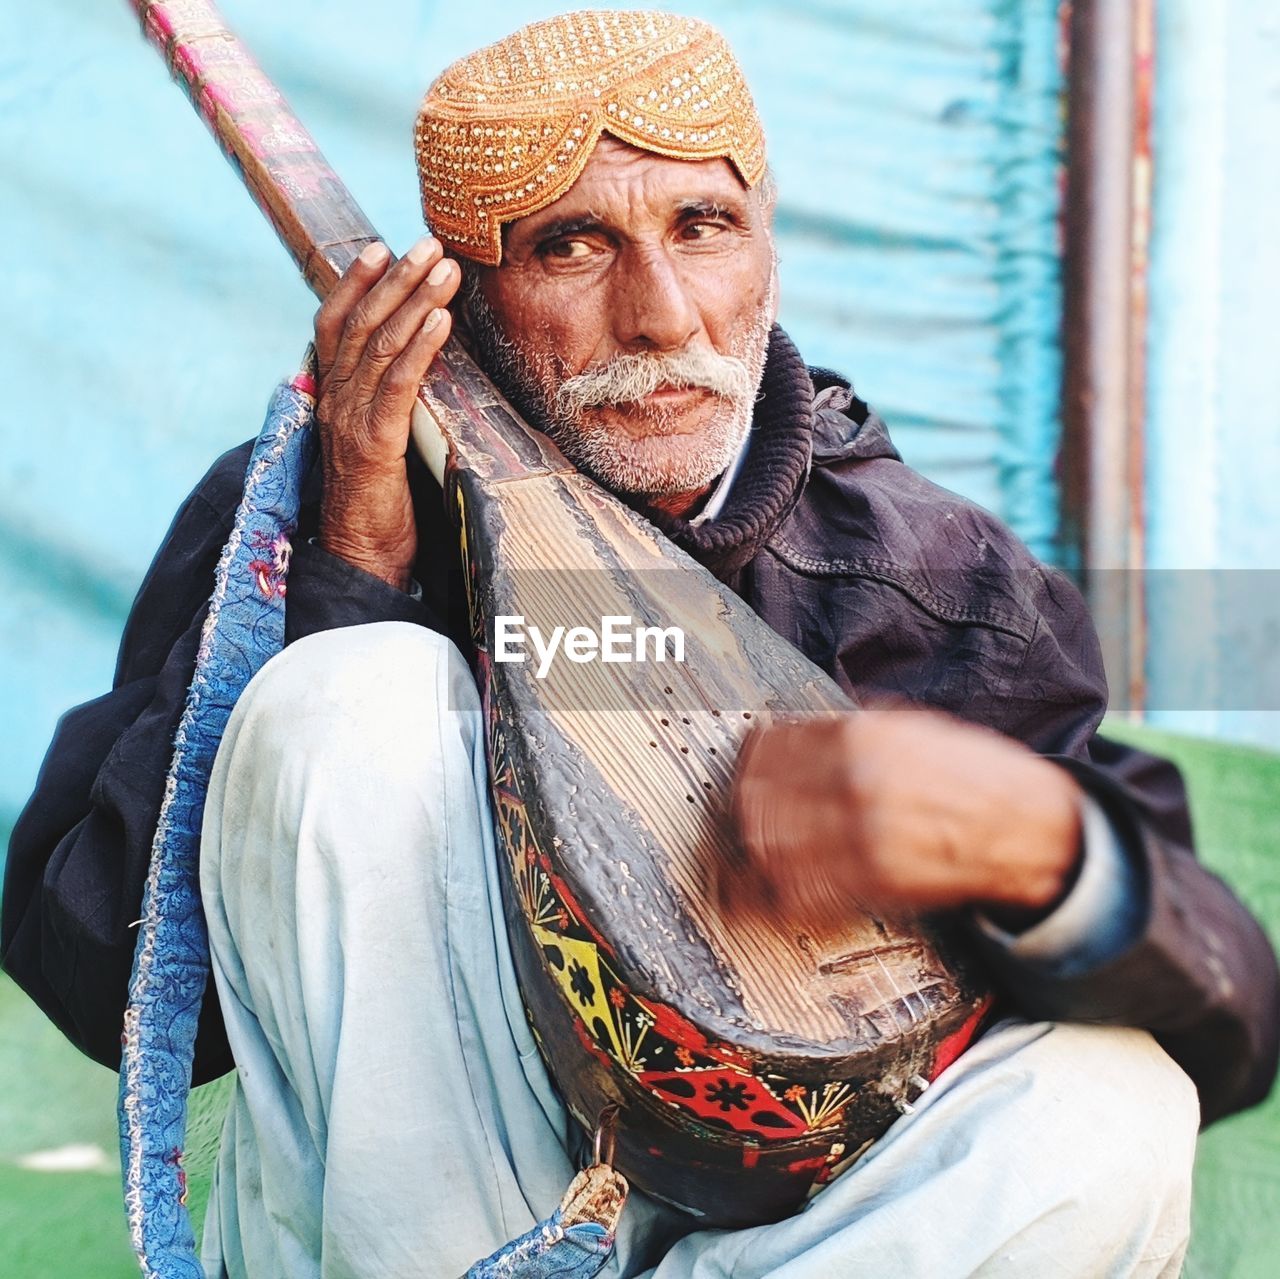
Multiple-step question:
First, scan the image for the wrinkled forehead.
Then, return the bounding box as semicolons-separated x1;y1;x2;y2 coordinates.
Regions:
415;9;766;266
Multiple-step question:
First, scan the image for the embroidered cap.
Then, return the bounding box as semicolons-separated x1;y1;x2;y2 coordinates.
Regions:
414;9;767;266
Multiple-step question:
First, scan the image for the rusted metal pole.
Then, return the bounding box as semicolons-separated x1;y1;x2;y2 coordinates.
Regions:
1060;0;1152;714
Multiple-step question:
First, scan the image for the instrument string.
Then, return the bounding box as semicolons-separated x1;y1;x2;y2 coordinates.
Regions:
867;945;921;1032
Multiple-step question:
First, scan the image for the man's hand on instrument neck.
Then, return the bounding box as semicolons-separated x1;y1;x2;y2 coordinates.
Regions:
729;708;1084;925
313;238;461;590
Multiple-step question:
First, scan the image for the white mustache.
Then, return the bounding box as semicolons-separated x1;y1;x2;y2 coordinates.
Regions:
552;348;755;419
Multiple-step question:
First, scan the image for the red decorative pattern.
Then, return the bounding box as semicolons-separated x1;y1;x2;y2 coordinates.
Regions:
929;998;993;1081
638;1067;810;1138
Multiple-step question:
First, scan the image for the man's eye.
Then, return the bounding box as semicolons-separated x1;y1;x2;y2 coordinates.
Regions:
682;220;726;241
544;238;593;259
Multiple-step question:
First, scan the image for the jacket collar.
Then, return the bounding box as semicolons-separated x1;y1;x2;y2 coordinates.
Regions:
807;366;902;465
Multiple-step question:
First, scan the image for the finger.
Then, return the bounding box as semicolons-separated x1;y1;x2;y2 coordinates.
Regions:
724;723;792;916
729;723;768;853
368;306;455;441
730;722;804;857
349;255;462;400
329;236;449;384
315;241;392;381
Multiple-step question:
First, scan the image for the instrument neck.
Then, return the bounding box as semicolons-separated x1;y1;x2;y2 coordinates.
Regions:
132;0;379;299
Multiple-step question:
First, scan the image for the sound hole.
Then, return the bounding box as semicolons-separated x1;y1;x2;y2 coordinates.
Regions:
659;1078;696;1099
751;1110;792;1130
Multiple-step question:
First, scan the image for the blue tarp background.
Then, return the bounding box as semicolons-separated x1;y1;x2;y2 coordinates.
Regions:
1;0;1067;856
1143;0;1280;750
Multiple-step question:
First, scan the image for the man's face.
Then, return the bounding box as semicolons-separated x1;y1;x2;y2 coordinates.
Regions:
462;136;778;501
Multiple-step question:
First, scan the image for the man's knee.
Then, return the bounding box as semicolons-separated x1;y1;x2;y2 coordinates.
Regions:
1080;1025;1199;1215
224;621;479;780
205;621;484;893
1031;1023;1198;1187
980;1022;1198;1271
203;622;493;991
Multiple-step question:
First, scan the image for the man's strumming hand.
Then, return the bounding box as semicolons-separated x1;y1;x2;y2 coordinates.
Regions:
729;707;1083;923
313;237;460;590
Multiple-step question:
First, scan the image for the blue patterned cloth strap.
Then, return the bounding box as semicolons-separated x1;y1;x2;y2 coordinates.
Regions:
466;1165;627;1279
118;365;317;1277
467;1214;614;1279
115;366;623;1277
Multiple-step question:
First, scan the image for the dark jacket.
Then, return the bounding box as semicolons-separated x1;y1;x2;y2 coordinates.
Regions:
3;330;1277;1124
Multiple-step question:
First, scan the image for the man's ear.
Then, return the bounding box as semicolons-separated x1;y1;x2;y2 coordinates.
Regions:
754;171;781;325
451;293;474;345
452;257;482;347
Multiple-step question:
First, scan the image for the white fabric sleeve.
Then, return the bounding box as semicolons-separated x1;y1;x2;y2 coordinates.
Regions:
974;793;1144;978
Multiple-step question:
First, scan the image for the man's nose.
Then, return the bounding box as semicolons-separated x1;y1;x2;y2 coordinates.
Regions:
609;246;701;352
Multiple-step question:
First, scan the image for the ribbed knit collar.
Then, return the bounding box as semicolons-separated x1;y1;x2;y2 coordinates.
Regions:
637;325;815;578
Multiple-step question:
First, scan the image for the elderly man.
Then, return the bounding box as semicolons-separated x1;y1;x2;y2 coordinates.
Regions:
3;10;1277;1277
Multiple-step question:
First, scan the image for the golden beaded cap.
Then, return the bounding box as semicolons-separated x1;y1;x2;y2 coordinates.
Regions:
414;9;767;265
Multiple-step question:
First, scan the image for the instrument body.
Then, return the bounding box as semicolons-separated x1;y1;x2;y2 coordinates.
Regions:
132;0;991;1228
419;347;990;1223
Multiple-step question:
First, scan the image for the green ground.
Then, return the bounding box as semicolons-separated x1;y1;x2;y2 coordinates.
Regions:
0;974;135;1275
1105;723;1280;1279
1;722;1277;1276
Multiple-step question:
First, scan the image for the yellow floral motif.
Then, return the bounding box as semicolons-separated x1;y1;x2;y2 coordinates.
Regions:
532;924;627;1064
789;1082;856;1131
498;797;558;928
454;487;475;625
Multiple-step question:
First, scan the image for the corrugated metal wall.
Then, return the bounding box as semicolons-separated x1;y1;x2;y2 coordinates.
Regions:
0;1;1067;853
